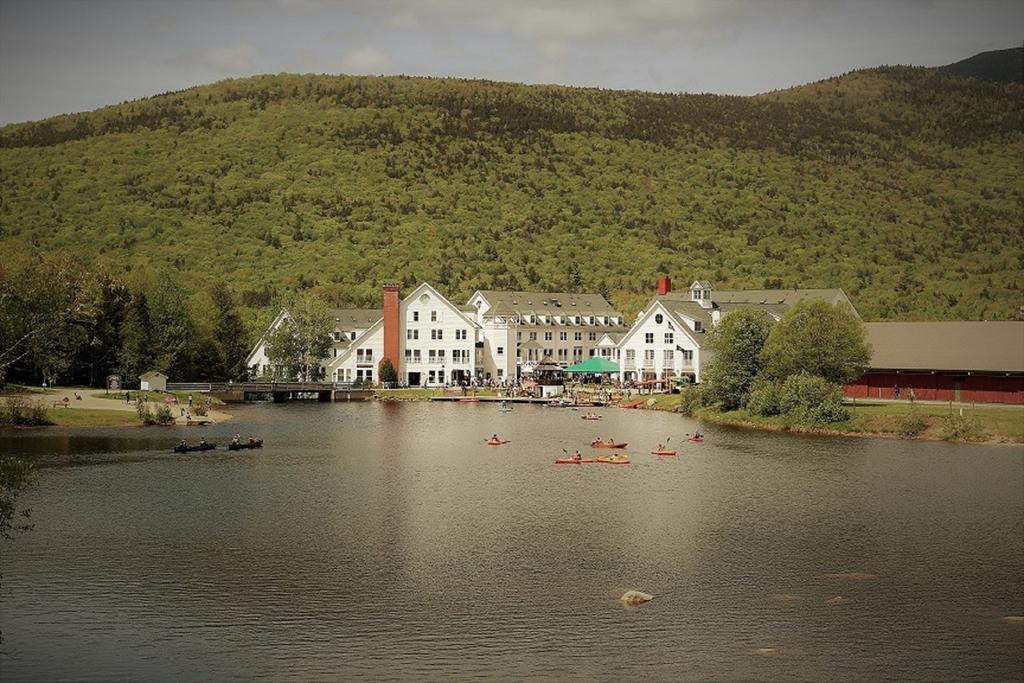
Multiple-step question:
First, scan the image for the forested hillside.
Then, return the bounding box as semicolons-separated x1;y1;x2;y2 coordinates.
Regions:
1;64;1021;322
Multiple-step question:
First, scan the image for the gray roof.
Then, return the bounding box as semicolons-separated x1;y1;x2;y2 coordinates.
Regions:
713;288;853;311
329;308;382;330
476;290;621;317
864;322;1024;373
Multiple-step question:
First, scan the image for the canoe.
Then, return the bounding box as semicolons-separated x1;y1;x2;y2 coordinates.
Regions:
581;415;602;420
689;437;704;443
596;456;630;465
554;458;594;464
173;443;216;453
486;439;510;445
651;449;677;456
591;441;627;449
498;408;514;413
228;440;263;450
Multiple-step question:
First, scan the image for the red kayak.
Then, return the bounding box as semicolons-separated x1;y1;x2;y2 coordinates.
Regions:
592;441;627;449
486;439;510;445
554;458;594;464
651;449;677;456
688;437;704;443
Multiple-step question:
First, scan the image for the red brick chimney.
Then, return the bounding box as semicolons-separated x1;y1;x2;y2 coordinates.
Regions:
657;276;672;295
382;283;400;373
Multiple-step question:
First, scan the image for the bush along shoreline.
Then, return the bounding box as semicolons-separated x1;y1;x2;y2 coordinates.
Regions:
646;386;1019;445
655;300;1021;445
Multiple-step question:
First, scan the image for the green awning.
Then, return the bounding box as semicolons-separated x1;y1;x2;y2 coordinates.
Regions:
563;356;620;373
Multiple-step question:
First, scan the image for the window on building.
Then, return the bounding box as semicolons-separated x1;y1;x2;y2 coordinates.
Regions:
574;332;582;341
664;332;673;344
407;329;418;340
664;349;674;363
557;349;568;360
333;331;341;342
655;313;663;324
497;346;504;356
644;349;655;361
625;349;635;361
529;332;537;341
428;350;437;363
544;332;553;341
497;369;504;379
412;311;419;322
517;332;522;341
405;349;411;361
455;329;467;340
431;329;443;340
437;350;445;362
645;332;654;344
544;349;553;357
682;349;693;362
560;332;568;341
694;321;704;332
431;311;438;322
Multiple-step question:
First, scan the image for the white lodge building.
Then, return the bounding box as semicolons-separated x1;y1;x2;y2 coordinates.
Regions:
467;290;627;381
247;284;625;386
617;277;857;385
246;278;855;388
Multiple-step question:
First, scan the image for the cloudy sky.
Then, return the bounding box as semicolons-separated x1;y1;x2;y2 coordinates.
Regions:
1;0;1020;124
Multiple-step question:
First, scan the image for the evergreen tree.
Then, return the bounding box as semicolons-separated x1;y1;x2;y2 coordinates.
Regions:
148;272;193;379
119;292;154;385
208;280;249;380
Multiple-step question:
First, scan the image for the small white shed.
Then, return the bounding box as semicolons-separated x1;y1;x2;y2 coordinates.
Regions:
139;371;168;392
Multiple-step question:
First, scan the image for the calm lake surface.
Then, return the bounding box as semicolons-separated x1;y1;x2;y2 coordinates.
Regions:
2;402;1022;681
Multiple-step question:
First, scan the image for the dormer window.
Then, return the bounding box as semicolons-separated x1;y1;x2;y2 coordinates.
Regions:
333;330;341;342
694;321;704;332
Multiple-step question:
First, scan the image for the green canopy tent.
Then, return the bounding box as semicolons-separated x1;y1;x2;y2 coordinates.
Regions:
563;357;621;374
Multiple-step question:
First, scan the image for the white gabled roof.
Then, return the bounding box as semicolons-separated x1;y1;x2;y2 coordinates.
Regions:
617;299;703;350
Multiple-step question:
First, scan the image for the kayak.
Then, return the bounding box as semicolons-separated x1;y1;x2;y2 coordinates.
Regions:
592;441;627;449
228;440;263;450
498;408;514;413
486;439;510;445
173;443;216;453
596;456;630;465
651;449;677;456
581;415;602;420
689;437;704;443
554;458;595;464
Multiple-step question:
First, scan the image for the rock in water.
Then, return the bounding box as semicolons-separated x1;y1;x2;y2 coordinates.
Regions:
620;590;653;605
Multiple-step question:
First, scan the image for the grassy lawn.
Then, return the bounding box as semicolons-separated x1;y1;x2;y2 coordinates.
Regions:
92;390;224;406
44;408;139;427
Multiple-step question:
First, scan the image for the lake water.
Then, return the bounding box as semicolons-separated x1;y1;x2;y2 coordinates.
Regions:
1;402;1022;681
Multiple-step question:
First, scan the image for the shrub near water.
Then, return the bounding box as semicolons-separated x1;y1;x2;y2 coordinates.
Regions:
774;374;850;425
941;414;986;442
897;413;929;438
0;396;52;426
746;379;784;417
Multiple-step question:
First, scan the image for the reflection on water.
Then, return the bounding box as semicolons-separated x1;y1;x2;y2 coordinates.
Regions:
2;402;1022;681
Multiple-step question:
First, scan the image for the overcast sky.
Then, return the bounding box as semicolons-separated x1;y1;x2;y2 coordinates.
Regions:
0;0;1020;124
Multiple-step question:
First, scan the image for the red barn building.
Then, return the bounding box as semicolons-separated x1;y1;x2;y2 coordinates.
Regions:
844;322;1024;404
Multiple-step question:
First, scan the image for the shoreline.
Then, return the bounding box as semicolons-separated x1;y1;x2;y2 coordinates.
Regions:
6;387;1020;446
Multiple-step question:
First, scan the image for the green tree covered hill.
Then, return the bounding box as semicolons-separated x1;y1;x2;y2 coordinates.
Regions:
1;65;1021;322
